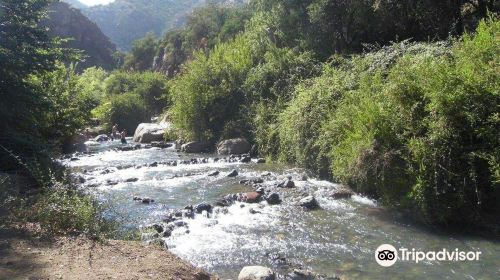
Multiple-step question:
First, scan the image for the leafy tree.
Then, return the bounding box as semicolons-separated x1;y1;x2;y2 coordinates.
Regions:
0;0;65;169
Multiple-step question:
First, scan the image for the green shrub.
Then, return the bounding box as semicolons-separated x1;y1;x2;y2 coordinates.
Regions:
323;18;500;225
169;14;271;142
94;93;150;135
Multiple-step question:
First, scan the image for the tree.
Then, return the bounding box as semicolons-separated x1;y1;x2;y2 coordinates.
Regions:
0;0;65;169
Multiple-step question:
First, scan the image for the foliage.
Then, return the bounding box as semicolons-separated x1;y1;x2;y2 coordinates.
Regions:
0;0;67;169
29;63;97;147
278;18;499;226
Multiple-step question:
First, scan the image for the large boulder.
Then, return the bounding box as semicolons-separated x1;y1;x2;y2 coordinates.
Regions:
181;141;208;153
133;123;171;143
217;138;251;155
238;266;275;280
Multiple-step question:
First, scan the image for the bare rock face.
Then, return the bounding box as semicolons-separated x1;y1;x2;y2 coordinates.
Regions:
133;123;171;143
217;138;251;155
238;266;275;280
42;2;117;71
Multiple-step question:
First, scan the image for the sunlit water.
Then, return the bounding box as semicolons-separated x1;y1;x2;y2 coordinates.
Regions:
63;139;500;280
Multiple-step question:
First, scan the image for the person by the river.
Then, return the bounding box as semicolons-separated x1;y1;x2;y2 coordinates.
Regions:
120;130;127;144
111;124;118;140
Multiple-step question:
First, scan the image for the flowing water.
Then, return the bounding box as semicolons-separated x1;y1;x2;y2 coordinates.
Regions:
63;139;500;280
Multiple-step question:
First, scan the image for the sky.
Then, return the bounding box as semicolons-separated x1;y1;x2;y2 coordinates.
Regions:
79;0;115;6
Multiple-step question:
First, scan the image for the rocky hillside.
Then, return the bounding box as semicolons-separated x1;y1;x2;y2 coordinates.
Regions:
42;2;117;71
78;0;206;50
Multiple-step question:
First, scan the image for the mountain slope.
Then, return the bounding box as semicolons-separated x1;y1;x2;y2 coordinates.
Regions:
80;0;205;50
42;2;117;71
63;0;88;9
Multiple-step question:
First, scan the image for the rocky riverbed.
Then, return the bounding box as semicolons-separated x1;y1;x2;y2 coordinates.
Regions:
62;139;500;280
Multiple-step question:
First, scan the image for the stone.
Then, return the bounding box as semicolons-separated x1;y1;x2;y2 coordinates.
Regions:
94;134;110;142
256;158;266;164
299;196;319;209
208;170;220;177
238;266;275;280
240;156;252;163
227;169;239;177
152;224;163;233
142;197;154;204
265;193;281;205
241;192;262;203
194;202;213;214
125;178;139;183
217;138;251;155
181;141;208;153
278;180;295;188
133;123;170;143
150;141;173;149
330;188;354;199
288;269;315;280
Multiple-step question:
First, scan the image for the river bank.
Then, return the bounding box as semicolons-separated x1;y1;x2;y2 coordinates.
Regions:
0;225;212;280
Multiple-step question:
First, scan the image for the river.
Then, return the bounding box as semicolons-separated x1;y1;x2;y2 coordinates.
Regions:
62;139;500;280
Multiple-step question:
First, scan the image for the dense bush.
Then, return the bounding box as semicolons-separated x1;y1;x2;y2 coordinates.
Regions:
277;19;499;226
93;71;169;133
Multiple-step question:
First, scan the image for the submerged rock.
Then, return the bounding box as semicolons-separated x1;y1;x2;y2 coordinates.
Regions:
238;266;275;280
217;138;251;155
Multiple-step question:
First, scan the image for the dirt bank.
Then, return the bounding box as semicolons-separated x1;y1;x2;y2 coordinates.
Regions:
0;227;213;280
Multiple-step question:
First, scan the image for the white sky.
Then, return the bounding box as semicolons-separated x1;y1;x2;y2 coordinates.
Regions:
79;0;116;6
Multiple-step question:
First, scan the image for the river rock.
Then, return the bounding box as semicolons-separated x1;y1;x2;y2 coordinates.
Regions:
288;269;315;280
227;169;239;177
150;141;173;149
208;170;220;176
94;134;110;142
256;158;266;164
181;141;208;153
125;177;139;183
217;138;251;155
238;266;275;280
240;156;252;163
331;188;354;199
142;197;154;204
133;123;170;143
241;192;262;203
278;179;295;188
265;193;281;205
194;202;213;213
299;196;319;209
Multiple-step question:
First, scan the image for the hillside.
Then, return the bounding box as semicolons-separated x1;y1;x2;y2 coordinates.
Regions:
42;2;117;71
78;0;206;50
